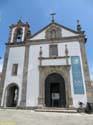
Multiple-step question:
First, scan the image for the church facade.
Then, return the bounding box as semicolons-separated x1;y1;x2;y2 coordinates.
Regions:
0;18;93;109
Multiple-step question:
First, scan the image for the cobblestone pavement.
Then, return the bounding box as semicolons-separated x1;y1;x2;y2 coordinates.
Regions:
0;109;93;125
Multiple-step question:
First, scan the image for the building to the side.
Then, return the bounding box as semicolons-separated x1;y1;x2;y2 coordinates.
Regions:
91;81;93;88
0;17;93;109
0;72;2;100
0;73;2;81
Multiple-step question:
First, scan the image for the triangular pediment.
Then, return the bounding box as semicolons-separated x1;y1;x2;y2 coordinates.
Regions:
30;22;79;40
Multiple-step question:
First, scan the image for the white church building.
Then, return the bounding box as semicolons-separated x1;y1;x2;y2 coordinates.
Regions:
0;16;93;109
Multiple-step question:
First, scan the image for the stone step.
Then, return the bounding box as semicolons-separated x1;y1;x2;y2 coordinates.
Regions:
35;108;77;113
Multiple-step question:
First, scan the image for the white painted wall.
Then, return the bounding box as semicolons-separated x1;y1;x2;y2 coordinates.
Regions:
42;59;66;66
26;41;87;108
31;30;45;40
1;47;25;107
62;28;77;37
26;44;49;106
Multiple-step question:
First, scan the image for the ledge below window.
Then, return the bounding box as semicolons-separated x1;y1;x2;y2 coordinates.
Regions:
38;56;70;60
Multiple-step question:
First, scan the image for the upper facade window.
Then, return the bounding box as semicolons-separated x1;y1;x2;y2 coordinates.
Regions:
49;44;58;57
51;30;56;39
45;24;62;40
16;28;23;42
12;64;18;76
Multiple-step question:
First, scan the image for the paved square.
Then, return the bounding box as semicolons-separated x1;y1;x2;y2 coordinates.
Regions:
0;109;93;125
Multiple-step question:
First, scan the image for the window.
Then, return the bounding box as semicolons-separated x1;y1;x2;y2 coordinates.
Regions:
12;64;18;76
45;26;62;40
51;30;56;39
49;44;58;57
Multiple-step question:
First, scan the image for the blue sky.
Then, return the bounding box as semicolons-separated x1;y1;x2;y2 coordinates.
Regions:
0;0;93;79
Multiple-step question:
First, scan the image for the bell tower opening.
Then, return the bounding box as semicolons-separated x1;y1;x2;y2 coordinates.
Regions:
16;28;23;42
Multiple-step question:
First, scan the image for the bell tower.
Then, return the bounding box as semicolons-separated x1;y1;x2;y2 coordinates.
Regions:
8;20;31;43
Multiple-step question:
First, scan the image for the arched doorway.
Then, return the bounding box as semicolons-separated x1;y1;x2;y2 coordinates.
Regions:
45;73;66;107
5;84;19;107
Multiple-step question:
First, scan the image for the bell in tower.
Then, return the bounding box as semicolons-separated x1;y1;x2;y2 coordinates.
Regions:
16;28;23;42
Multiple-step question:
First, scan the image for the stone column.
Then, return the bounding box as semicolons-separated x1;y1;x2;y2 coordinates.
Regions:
66;66;73;108
65;44;73;108
38;66;45;108
64;66;72;108
38;47;45;107
0;45;10;107
20;44;30;108
79;39;93;103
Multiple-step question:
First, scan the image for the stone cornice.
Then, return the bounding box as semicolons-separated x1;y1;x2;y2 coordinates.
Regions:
6;35;85;47
38;56;70;60
39;65;71;69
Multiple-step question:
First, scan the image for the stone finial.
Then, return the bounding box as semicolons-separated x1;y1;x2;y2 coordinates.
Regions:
39;46;42;66
39;47;42;57
27;30;31;38
17;19;22;24
26;22;30;27
65;44;68;55
65;44;69;65
77;20;82;32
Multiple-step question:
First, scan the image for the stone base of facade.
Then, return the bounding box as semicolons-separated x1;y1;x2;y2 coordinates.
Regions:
38;97;45;108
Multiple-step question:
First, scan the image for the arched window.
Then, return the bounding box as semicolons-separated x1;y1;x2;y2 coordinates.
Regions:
45;25;62;40
51;29;56;39
16;28;23;42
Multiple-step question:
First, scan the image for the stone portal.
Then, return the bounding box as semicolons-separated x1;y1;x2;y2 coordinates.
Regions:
45;73;66;107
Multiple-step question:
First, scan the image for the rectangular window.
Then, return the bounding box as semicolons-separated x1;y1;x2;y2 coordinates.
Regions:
49;44;58;57
12;64;18;76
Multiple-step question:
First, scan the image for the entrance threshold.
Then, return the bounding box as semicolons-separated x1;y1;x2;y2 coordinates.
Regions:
2;107;17;109
35;107;77;113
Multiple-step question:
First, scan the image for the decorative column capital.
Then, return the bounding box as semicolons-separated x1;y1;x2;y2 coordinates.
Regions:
39;46;42;66
65;44;69;65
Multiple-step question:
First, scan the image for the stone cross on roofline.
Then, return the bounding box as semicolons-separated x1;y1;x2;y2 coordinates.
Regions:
50;13;56;23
